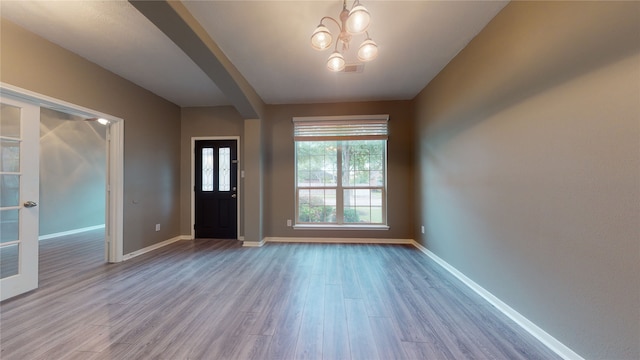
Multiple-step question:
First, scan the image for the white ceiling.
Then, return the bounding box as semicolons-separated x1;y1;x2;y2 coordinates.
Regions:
1;0;508;107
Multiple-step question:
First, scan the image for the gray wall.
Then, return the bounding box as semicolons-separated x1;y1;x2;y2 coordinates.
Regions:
1;19;182;254
413;2;640;359
264;101;414;239
40;108;106;236
180;106;244;237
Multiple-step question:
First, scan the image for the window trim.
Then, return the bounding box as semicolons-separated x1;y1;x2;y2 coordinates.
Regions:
293;224;390;231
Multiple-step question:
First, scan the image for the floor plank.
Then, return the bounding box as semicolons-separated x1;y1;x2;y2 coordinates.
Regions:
0;230;562;360
345;298;380;360
322;284;350;360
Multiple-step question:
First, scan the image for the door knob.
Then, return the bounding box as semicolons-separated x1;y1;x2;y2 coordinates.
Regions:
231;194;237;198
24;201;38;208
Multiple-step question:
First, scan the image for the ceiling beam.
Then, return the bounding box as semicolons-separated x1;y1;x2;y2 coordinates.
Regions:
129;0;264;119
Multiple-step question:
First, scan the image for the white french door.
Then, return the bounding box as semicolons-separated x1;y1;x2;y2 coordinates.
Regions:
0;96;40;301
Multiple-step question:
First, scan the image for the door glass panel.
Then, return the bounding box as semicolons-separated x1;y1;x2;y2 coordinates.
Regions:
1;97;39;301
0;103;21;277
218;147;230;191
1;174;20;207
202;148;214;191
0;104;21;138
0;209;19;243
0;244;19;278
1;139;20;172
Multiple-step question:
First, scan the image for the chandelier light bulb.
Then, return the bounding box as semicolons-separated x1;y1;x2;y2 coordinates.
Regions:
346;4;370;34
311;24;332;50
327;51;346;72
357;39;378;62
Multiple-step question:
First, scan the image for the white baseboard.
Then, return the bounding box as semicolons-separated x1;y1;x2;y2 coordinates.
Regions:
410;240;583;360
39;224;105;241
122;235;190;261
242;238;266;247
264;237;414;244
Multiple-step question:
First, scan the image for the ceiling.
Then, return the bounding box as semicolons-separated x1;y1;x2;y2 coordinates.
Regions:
1;0;508;108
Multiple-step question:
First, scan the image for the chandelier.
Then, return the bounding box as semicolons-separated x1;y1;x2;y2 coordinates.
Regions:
310;0;378;72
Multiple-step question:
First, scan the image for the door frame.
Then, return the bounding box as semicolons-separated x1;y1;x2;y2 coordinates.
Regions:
191;136;241;240
1;82;124;263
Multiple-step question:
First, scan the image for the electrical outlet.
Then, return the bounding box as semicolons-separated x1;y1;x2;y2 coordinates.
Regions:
287;219;292;227
421;225;425;234
155;224;160;231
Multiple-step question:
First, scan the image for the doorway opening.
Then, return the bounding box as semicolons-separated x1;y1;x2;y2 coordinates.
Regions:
38;107;107;263
1;83;124;263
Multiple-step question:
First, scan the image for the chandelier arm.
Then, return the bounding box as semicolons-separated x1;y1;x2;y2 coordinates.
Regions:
320;16;343;32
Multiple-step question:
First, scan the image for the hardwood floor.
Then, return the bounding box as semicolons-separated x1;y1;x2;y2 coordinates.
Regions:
0;230;560;360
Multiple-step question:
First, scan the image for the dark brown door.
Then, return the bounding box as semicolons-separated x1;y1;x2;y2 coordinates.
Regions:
194;140;238;239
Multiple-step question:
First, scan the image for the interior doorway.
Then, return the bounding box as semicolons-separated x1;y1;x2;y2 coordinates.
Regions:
38;107;107;257
1;83;124;263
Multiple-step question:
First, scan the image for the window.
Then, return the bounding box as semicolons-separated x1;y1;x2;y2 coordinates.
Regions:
294;115;388;228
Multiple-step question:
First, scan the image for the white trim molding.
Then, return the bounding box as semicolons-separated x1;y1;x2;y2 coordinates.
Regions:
106;118;124;263
293;224;389;231
39;224;105;241
264;237;412;244
411;240;584;360
292;114;389;122
122;235;190;261
242;238;266;247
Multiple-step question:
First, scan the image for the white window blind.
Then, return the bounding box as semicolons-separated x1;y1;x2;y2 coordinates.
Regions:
293;115;389;141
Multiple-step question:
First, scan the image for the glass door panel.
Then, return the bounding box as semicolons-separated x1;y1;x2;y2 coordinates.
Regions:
0;97;40;300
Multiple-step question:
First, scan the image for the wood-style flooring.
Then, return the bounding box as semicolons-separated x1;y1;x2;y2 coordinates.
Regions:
0;229;560;359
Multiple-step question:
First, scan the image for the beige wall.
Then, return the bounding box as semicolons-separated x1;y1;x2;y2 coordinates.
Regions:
264;101;415;239
1;19;182;254
414;2;640;359
179;106;244;236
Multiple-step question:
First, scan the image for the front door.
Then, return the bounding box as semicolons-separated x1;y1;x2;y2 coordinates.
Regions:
194;140;238;239
1;96;40;301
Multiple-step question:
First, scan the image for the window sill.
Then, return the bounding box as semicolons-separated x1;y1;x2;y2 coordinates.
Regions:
293;224;389;231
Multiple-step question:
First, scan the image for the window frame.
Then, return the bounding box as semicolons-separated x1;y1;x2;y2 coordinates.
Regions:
293;115;390;230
